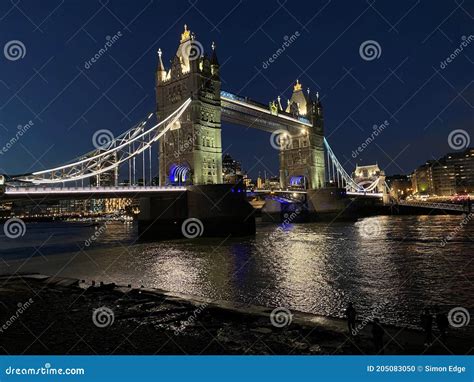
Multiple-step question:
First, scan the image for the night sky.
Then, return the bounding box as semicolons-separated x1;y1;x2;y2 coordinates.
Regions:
0;0;472;180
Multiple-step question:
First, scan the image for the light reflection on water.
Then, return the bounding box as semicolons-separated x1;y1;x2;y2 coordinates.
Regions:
1;215;472;329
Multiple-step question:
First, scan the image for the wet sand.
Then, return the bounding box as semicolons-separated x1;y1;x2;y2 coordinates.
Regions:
0;274;471;355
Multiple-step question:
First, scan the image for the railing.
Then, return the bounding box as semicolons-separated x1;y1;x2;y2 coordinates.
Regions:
220;91;312;126
398;200;466;212
4;186;187;194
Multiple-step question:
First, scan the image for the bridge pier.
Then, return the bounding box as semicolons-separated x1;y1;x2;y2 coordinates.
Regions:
138;184;255;240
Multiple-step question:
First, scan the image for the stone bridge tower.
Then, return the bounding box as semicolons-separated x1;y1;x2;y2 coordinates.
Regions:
279;80;325;189
156;25;223;186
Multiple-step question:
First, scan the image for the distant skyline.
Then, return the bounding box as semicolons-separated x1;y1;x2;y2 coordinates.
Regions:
0;0;472;180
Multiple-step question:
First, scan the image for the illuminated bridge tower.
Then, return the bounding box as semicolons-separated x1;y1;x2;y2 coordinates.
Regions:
279;81;325;190
156;25;223;186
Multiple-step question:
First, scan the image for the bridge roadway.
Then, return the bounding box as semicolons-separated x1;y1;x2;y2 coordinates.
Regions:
1;186;309;201
220;91;311;134
0;186;187;201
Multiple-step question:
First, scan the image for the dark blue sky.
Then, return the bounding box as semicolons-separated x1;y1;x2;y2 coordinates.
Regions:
0;0;472;180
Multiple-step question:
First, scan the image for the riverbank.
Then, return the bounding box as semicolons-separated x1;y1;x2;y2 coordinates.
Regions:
0;274;471;355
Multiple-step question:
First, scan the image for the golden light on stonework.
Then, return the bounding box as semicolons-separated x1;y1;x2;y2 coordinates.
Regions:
180;24;191;43
294;79;302;91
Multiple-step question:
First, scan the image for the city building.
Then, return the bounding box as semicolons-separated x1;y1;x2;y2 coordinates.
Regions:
411;148;474;196
222;153;243;184
386;174;413;200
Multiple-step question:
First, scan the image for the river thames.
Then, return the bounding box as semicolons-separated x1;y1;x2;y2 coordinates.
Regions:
1;215;472;333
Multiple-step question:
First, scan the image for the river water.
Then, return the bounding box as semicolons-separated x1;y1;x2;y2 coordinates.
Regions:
1;215;472;330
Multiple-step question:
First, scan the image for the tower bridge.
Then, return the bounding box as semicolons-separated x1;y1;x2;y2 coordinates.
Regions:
0;25;395;238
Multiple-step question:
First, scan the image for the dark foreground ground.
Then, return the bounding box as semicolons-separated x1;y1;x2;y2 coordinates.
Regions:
0;274;472;355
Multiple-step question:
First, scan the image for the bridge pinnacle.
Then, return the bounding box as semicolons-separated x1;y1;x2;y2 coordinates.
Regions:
180;24;191;43
294;79;302;91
